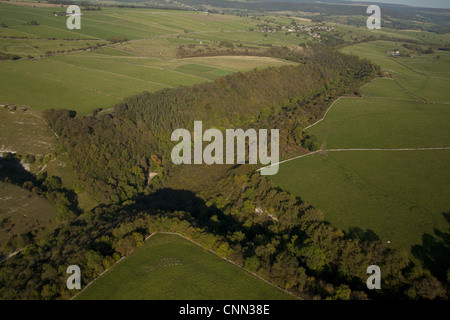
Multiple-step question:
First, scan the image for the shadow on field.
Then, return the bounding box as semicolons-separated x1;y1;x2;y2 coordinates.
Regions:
135;188;274;238
0;155;33;185
345;227;380;242
411;212;450;282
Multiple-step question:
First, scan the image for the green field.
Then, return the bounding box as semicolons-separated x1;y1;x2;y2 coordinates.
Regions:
76;233;295;300
8;3;427;116
0;3;254;40
271;40;450;257
271;150;450;253
342;41;450;103
0;53;296;114
307;83;450;150
0;2;300;114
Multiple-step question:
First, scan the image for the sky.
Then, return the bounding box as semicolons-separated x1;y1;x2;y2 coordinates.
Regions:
350;0;450;9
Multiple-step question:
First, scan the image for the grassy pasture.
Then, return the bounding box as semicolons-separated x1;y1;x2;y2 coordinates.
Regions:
0;2;301;114
271;150;450;253
0;3;259;41
0;60;122;114
0;106;57;159
307;94;450;150
360;78;416;100
341;41;450;103
0;51;297;114
177;30;308;47
341;40;413;70
0;53;297;114
271;39;450;258
0;38;108;56
183;55;298;71
0;181;58;247
76;233;295;300
331;22;450;46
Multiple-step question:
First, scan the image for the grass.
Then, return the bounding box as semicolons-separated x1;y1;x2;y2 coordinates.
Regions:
307;95;450;150
0;52;297;114
0;106;57;159
271;150;450;254
183;56;298;72
0;60;121;114
0;4;259;42
0;181;58;246
0;38;108;56
0;106;98;211
0;2;305;114
2;0;449;280
360;78;416;100
270;38;450;259
341;41;450;103
76;233;295;300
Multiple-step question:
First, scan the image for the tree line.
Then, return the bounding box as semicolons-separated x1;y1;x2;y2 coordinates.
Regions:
44;46;378;204
2;44;446;300
0;164;446;300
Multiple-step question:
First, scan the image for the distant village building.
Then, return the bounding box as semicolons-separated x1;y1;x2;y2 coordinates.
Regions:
258;22;333;38
386;49;401;56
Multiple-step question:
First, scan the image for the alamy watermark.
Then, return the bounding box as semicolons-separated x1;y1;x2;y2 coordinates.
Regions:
366;265;381;290
367;5;381;30
171;121;280;175
66;5;82;30
66;265;81;290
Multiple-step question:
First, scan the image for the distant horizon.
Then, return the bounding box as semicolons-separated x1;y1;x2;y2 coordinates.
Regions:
349;0;450;9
